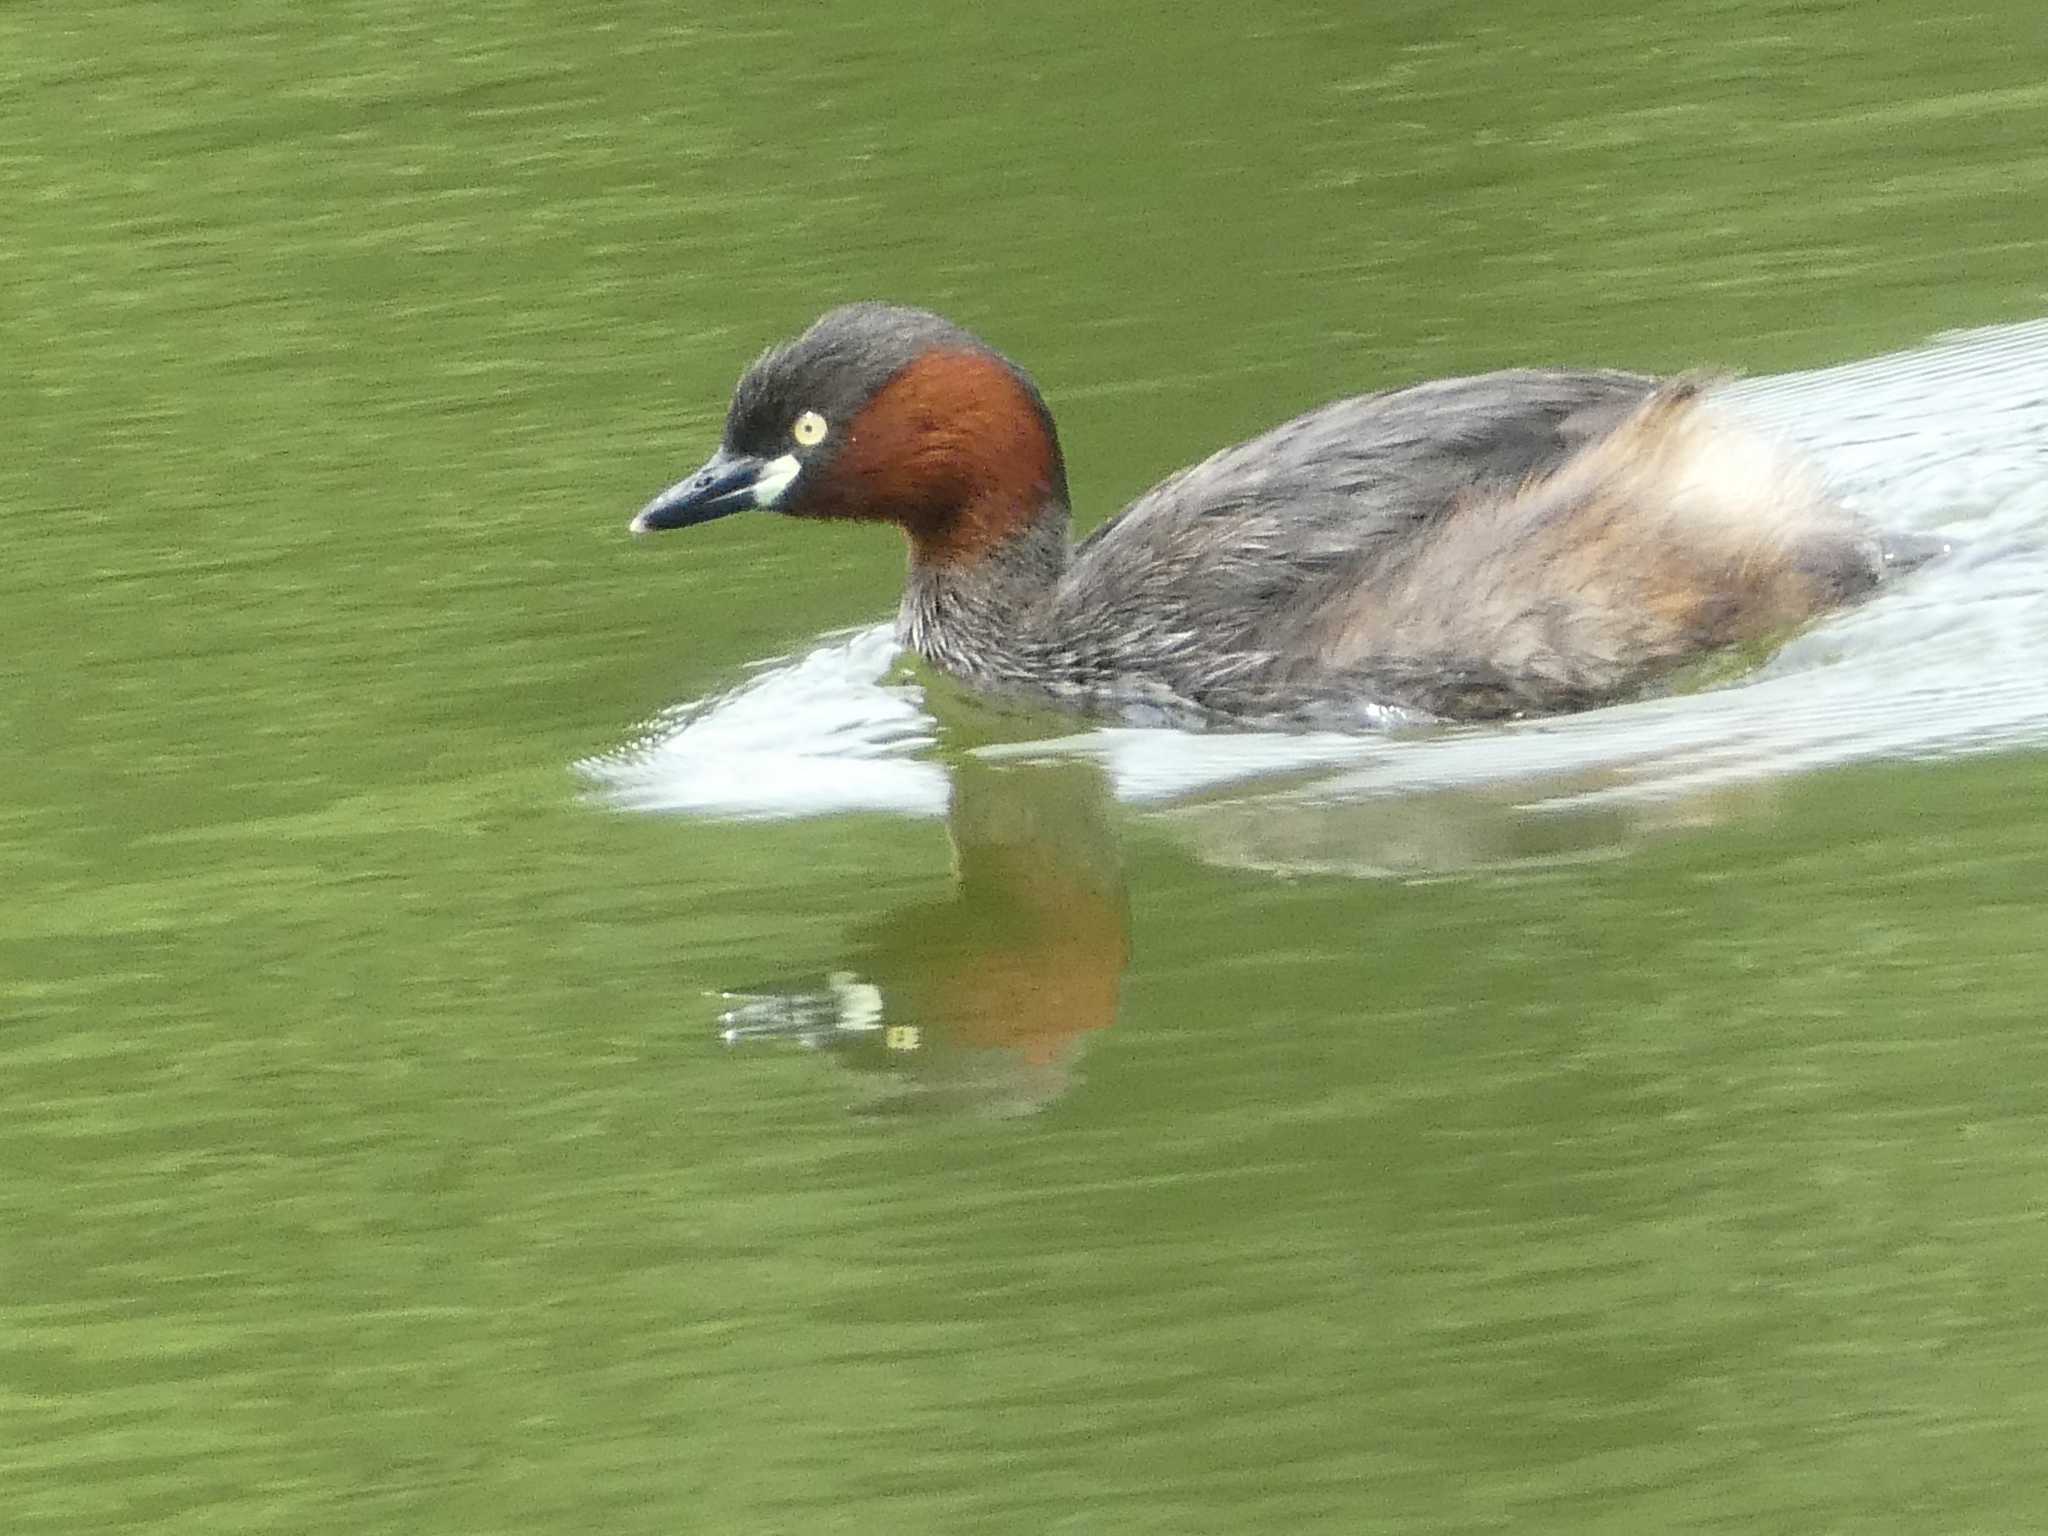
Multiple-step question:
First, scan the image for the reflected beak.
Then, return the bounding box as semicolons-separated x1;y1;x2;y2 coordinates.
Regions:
630;448;802;534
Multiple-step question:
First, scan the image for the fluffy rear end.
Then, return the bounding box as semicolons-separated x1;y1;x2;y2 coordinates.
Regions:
1308;381;1882;716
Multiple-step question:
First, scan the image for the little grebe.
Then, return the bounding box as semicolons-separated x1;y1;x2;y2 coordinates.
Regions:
630;304;1907;727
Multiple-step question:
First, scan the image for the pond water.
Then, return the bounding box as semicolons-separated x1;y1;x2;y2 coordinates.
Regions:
7;2;2048;1531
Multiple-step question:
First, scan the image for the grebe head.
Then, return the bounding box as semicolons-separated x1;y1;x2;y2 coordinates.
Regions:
631;303;1069;564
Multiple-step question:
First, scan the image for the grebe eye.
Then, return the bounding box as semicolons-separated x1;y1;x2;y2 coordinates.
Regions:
792;410;829;447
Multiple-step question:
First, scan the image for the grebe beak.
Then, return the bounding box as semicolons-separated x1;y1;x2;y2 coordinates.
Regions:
630;448;802;534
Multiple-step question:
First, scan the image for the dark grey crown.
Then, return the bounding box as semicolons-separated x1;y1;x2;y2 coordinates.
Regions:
721;304;1068;488
721;305;979;453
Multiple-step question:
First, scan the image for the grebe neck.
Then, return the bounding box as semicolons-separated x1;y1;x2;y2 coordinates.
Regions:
898;498;1072;685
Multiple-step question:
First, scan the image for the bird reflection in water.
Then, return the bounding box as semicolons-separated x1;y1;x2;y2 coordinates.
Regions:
718;759;1128;1114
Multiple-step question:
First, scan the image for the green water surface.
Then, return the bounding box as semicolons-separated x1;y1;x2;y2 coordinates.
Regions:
6;2;2048;1531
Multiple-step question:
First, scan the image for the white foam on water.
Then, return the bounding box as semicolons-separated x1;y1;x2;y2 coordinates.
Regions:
576;625;948;819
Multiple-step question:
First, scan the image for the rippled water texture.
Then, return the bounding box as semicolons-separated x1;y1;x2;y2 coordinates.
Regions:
8;3;2048;1532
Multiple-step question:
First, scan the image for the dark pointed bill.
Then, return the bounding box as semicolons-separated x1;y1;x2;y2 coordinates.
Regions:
629;447;802;534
